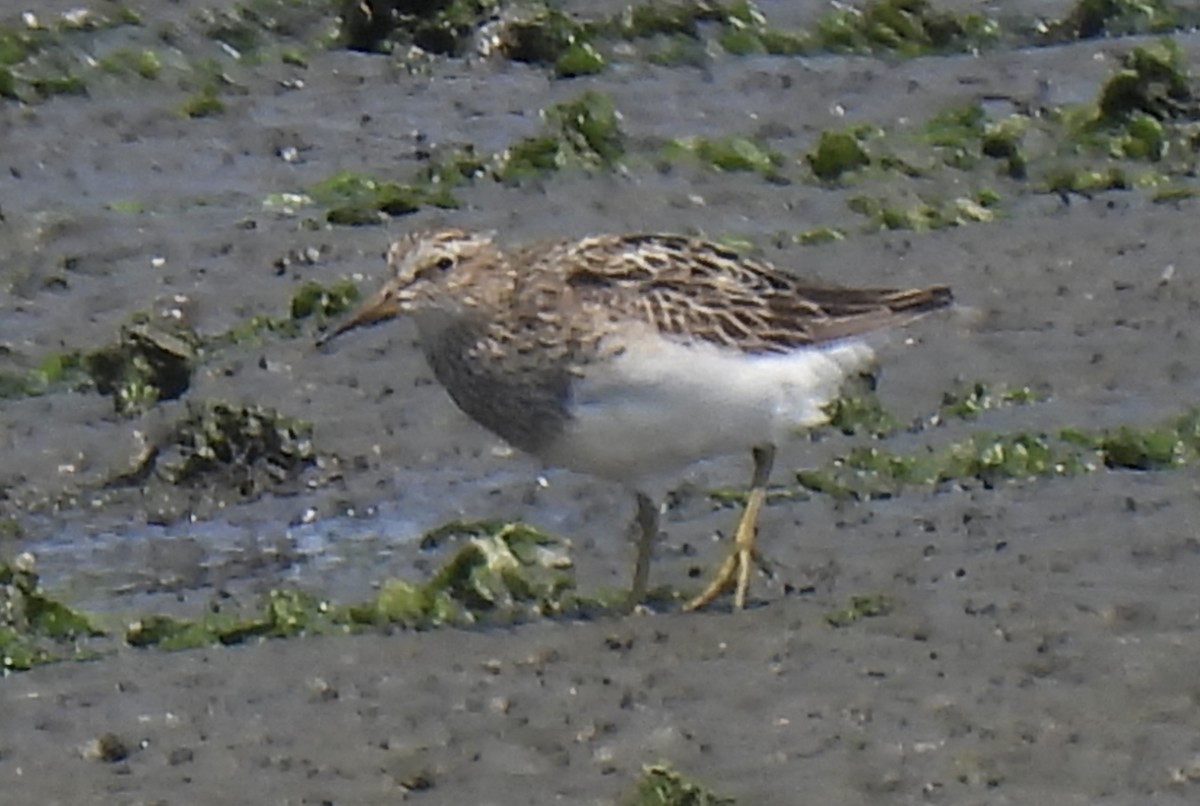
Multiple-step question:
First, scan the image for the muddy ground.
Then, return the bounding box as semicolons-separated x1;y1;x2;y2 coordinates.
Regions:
2;1;1200;804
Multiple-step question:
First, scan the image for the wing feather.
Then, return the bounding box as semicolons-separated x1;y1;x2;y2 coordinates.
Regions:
535;234;951;354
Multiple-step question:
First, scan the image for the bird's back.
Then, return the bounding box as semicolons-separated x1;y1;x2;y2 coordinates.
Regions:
520;234;952;356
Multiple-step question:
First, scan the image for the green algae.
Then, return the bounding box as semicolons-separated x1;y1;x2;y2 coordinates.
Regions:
796;226;846;246
212;279;360;345
345;521;577;627
811;0;998;56
553;41;606;77
180;85;225;117
0;371;33;399
923;103;988;169
336;0;998;68
281;60;1200;233
498;8;581;63
497;7;607;77
797;384;1056;499
340;0;798;68
1036;41;1199;191
45;6;142;31
1152;184;1200;204
3;278;360;407
644;34;710;67
541;89;625;166
1113;112;1167;160
17;0;1200;124
846;193;994;232
157;401;316;493
289;278;361;322
0;349;89;400
0;28;45;66
125;521;581;653
825;391;902;439
84;323;197;416
269;17;1200;228
96;48;162;80
107;199;151;214
714;1;806;56
280;45;308;66
420;144;488;188
308;170;458;226
665;135;785;178
37;350;87;385
975;187;1002;207
624;762;734;806
200;5;267;55
417;145;487;187
981;115;1029;178
127;589;323;651
29;72;86;97
1043;0;1186;42
92;396;324;508
796;432;1082;502
919;103;1031;176
796;408;1200;502
808;128;874;182
1100;424;1184;469
611;1;734;40
924;103;987;149
2;555;103;672
495;91;625;182
0;518;22;542
0;3;161;102
176;56;243;118
938;382;1044;421
5;403;1200;673
980;117;1025;158
707;484;808;513
826;593;893;627
1096;39;1192;124
0;2;327;105
340;0;502;55
217;313;296;345
198;0;336;59
781;40;1194;214
1042;165;1130;195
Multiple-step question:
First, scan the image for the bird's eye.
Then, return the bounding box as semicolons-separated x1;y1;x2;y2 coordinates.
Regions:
436;256;454;271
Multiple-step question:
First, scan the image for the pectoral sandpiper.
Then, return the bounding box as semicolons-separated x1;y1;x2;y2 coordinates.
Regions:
320;229;952;611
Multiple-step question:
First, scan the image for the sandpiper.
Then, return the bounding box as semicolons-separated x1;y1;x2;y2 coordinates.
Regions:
320;229;952;610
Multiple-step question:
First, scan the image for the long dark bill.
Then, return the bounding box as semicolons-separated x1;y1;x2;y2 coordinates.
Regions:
315;284;402;348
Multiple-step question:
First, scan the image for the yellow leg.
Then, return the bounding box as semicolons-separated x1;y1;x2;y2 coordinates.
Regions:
628;491;659;609
683;443;776;611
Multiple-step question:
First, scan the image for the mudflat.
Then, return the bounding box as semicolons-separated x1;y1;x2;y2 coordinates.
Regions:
2;2;1200;804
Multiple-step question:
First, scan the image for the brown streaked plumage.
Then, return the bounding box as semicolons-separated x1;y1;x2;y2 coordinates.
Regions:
321;229;953;611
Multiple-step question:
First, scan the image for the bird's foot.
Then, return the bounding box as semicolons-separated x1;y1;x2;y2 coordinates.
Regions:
682;544;758;611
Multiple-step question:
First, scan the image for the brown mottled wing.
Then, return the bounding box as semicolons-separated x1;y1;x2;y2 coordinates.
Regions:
542;234;952;354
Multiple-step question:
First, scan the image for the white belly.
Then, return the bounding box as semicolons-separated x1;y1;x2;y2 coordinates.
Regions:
539;333;876;482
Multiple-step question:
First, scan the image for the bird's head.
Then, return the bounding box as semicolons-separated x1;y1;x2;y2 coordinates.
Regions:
318;228;500;346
